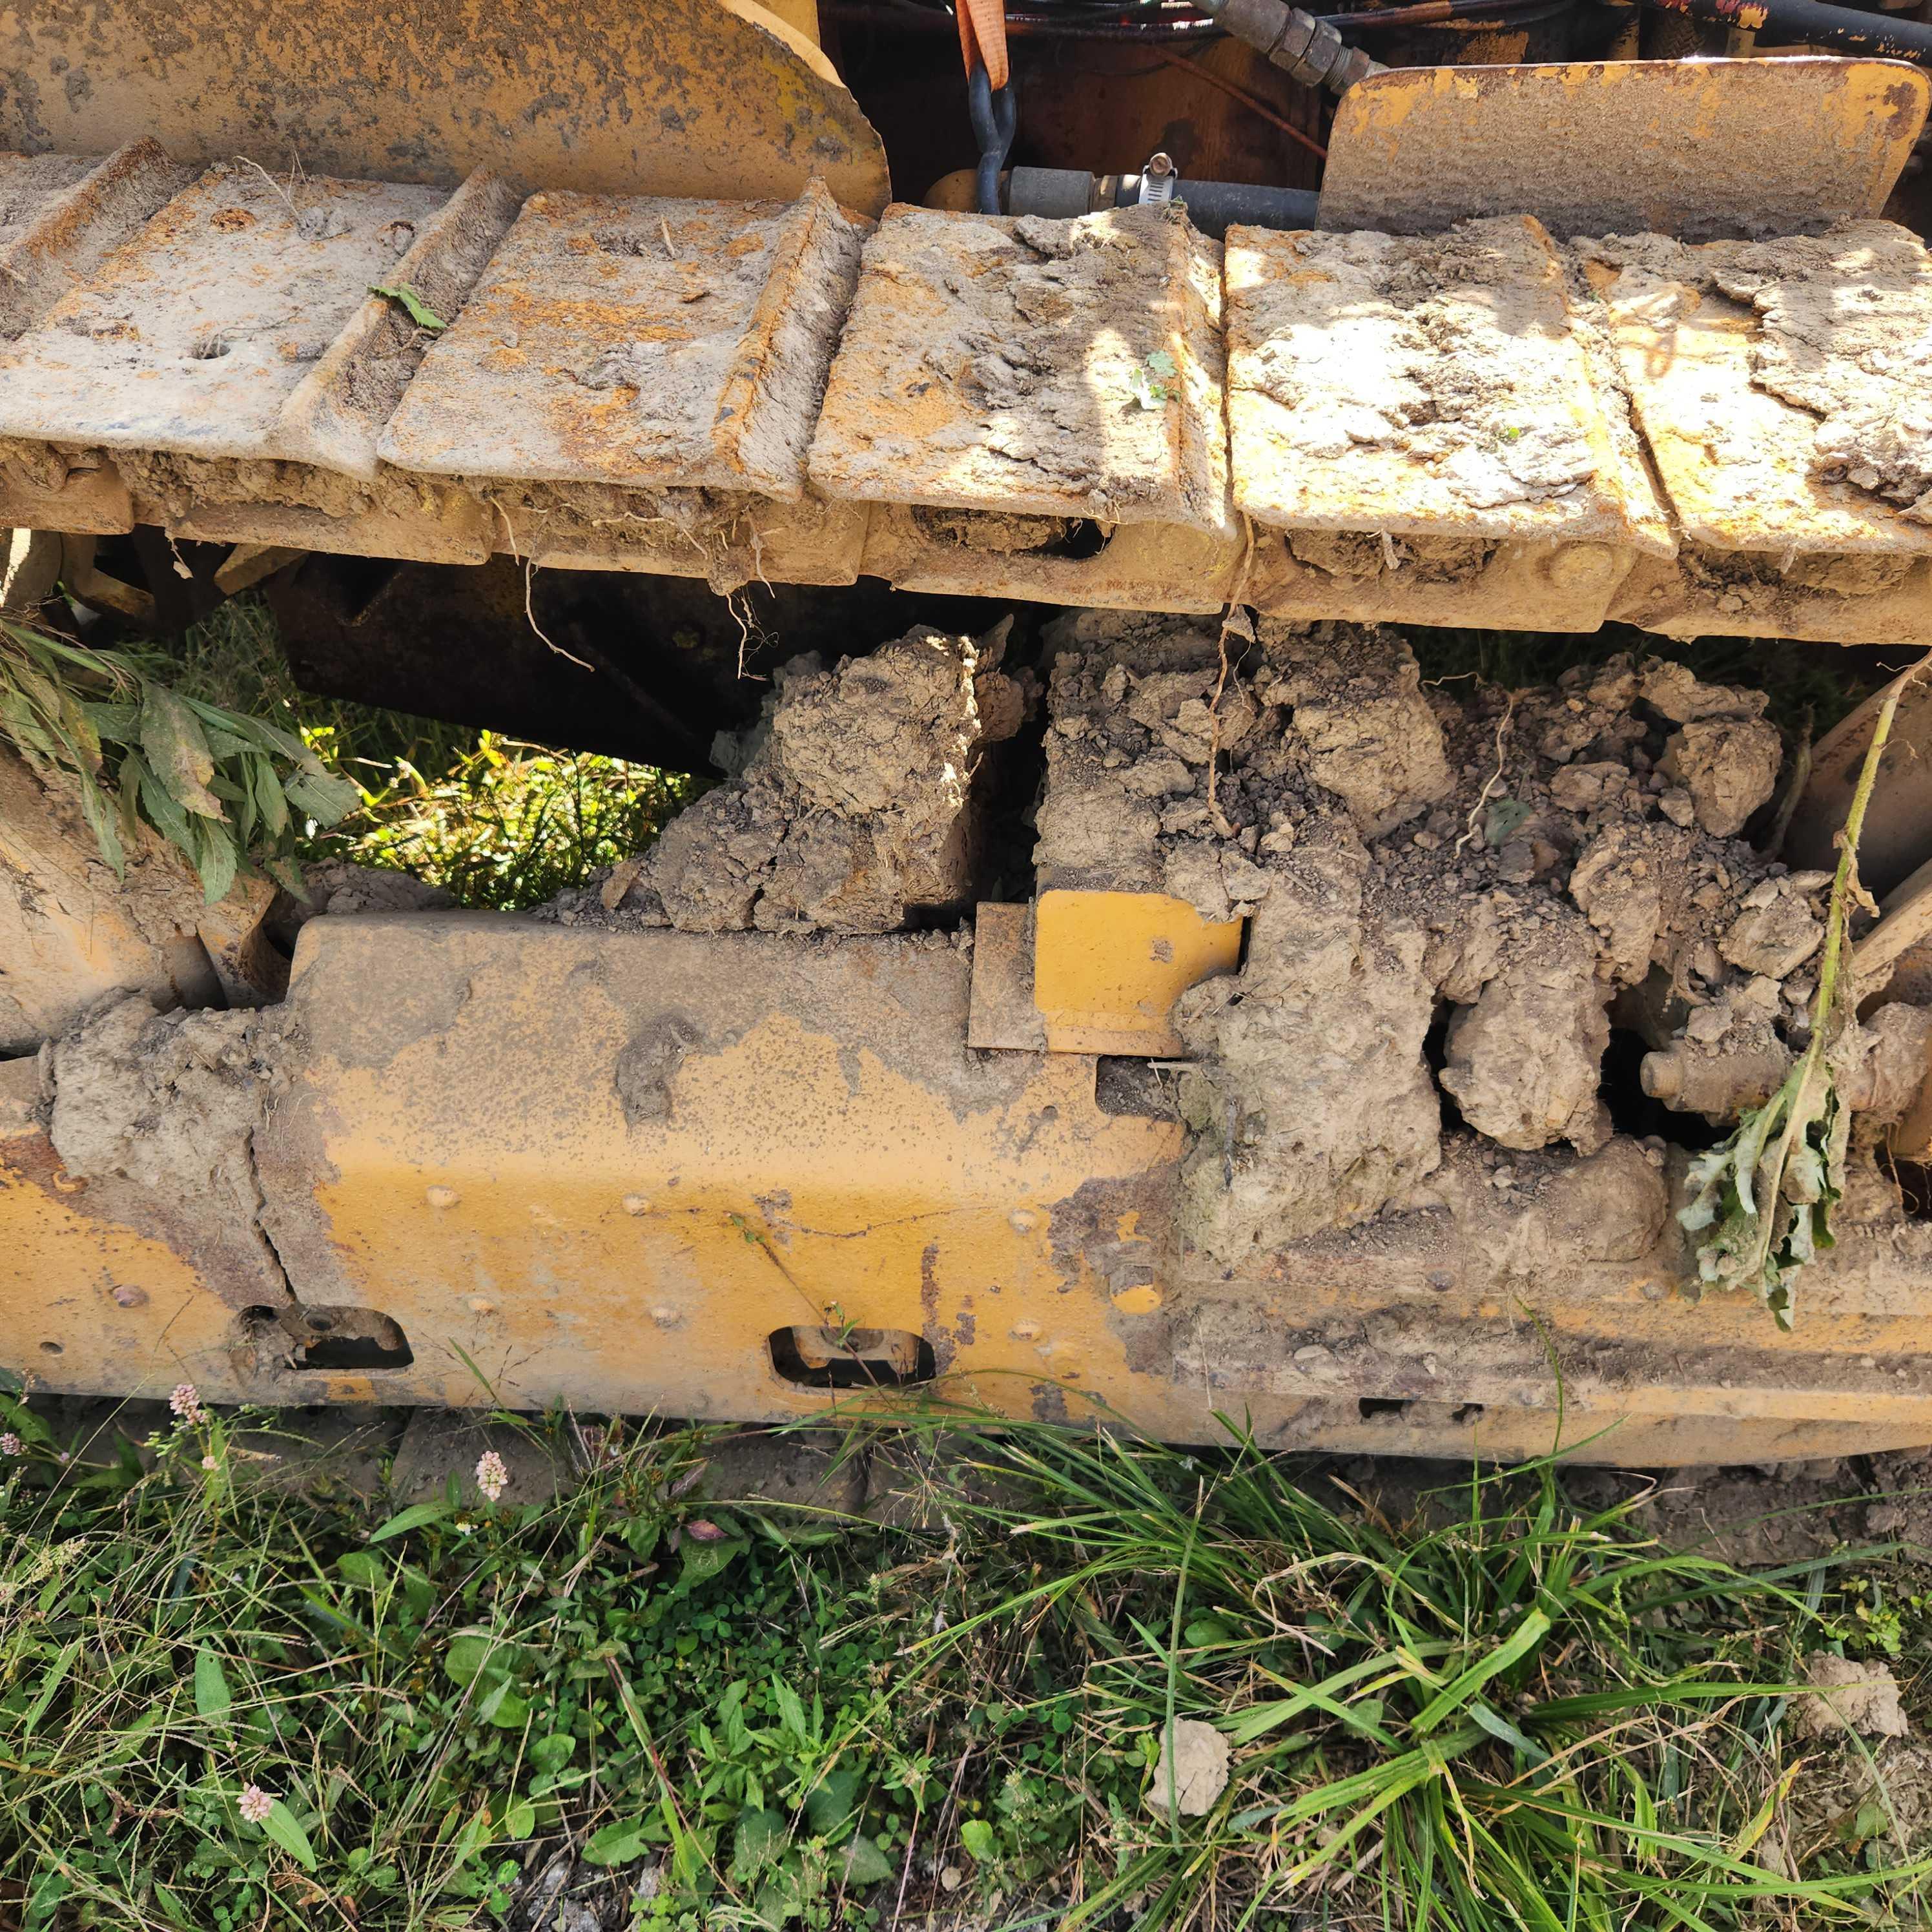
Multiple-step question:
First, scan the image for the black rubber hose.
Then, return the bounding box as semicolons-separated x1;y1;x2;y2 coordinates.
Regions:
1113;175;1321;233
967;63;1020;216
1647;0;1932;60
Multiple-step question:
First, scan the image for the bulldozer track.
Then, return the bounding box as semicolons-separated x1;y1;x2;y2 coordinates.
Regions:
0;145;1926;642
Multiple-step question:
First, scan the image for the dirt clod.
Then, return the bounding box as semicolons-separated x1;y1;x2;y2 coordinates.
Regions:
1175;829;1441;1257
576;624;1024;936
1145;1718;1231;1818
1662;717;1783;837
1440;917;1610;1154
1034;610;1906;1246
47;993;289;1300
1793;1654;1911;1741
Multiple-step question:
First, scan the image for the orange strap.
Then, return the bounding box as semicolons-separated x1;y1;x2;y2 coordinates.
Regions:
956;0;1010;90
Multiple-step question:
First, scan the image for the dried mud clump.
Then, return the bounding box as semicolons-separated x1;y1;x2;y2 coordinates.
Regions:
1175;823;1443;1257
1580;221;1932;522
1712;223;1932;522
1036;611;1924;1260
0;743;276;1052
567;623;1026;936
1232;218;1602;511
46;993;291;1300
1792;1654;1911;1742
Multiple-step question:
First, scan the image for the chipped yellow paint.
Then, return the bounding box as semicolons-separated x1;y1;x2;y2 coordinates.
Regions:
0;1131;248;1400
1033;890;1242;1055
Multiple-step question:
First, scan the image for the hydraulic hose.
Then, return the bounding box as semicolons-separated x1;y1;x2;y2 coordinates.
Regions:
967;59;1019;215
1192;0;1384;91
1005;163;1320;232
1647;0;1932;61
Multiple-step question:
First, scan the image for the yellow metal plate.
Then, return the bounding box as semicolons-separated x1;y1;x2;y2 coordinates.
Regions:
0;0;889;215
1033;889;1242;1055
1319;59;1928;240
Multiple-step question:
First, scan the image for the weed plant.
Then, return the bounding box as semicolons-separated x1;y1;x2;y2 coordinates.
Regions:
0;1399;1923;1931
172;597;694;909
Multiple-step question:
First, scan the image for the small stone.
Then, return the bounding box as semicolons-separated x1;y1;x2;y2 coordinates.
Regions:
1662;718;1782;838
1792;1654;1909;1740
1548;760;1625;812
1720;894;1822;980
1659;786;1698;828
939;1865;963;1893
1685;1005;1731;1046
1144;1718;1231;1818
1497;839;1537;883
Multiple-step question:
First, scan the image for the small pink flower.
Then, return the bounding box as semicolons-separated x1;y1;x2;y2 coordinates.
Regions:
475;1450;509;1503
0;1434;20;1457
170;1384;204;1424
201;1454;219;1472
238;1783;274;1825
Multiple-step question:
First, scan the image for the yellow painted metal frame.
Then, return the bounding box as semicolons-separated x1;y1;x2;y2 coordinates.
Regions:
10;916;1932;1465
967;894;1242;1055
1319;58;1927;239
0;0;889;215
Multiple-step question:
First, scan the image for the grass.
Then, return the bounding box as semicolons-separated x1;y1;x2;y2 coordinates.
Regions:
169;598;695;910
0;1399;1926;1932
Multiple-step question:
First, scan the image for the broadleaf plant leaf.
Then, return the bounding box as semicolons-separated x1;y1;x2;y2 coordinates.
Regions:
369;282;448;332
140;683;224;819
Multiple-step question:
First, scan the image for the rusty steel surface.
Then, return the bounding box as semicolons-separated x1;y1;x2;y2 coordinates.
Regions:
1787;667;1932;900
0;0;888;214
10;916;1932;1465
1318;59;1929;240
0;141;188;340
